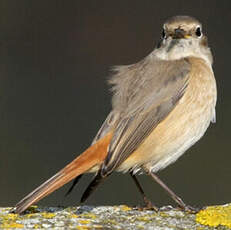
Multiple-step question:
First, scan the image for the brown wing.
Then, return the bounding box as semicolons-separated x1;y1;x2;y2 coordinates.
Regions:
100;57;191;176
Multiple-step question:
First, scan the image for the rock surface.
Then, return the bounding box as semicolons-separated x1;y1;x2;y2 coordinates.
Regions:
0;204;231;229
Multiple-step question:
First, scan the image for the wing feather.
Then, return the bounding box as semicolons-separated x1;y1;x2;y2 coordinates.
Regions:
92;57;191;176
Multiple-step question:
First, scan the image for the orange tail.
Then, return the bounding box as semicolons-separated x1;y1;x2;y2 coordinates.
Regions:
13;132;112;214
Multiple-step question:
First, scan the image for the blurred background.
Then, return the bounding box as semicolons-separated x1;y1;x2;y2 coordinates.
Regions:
0;0;230;209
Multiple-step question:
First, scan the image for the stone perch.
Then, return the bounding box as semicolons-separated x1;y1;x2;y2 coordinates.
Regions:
0;204;231;229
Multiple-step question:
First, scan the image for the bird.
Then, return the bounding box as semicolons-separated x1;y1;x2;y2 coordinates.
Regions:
12;15;217;214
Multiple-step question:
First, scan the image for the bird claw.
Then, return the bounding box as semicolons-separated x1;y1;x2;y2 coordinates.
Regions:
134;201;159;212
178;204;200;213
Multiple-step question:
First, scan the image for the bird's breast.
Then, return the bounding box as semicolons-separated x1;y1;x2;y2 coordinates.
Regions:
118;57;217;173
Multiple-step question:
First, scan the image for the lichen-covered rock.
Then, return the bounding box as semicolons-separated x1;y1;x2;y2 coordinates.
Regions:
0;204;231;229
196;204;231;228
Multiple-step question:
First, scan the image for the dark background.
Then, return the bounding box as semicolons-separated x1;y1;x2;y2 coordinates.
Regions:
0;0;230;208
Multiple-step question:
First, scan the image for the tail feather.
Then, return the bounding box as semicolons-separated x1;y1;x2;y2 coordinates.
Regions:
80;172;107;203
12;132;112;214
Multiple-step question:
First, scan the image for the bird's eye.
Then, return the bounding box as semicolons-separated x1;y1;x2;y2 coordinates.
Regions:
161;29;166;39
195;26;202;37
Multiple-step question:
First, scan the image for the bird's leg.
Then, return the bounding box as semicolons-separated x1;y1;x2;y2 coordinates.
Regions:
130;173;158;211
148;171;198;212
65;174;83;197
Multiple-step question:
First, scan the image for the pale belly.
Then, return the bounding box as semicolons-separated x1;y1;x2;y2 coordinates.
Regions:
117;57;217;173
141;95;214;173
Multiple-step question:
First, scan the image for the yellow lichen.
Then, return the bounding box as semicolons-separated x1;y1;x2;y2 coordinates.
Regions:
121;205;132;211
0;222;24;228
40;212;56;218
196;204;231;228
79;219;91;224
136;215;152;222
25;213;36;218
0;212;24;229
34;224;42;229
0;213;24;229
159;212;170;218
70;214;79;218
4;213;18;220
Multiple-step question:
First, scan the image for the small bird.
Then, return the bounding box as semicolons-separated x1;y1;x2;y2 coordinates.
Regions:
12;15;217;214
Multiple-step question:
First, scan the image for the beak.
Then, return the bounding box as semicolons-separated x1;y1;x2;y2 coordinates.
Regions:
172;28;190;39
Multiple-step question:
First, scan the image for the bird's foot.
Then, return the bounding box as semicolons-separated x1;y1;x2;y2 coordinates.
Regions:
134;205;159;212
134;198;159;212
178;204;200;213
